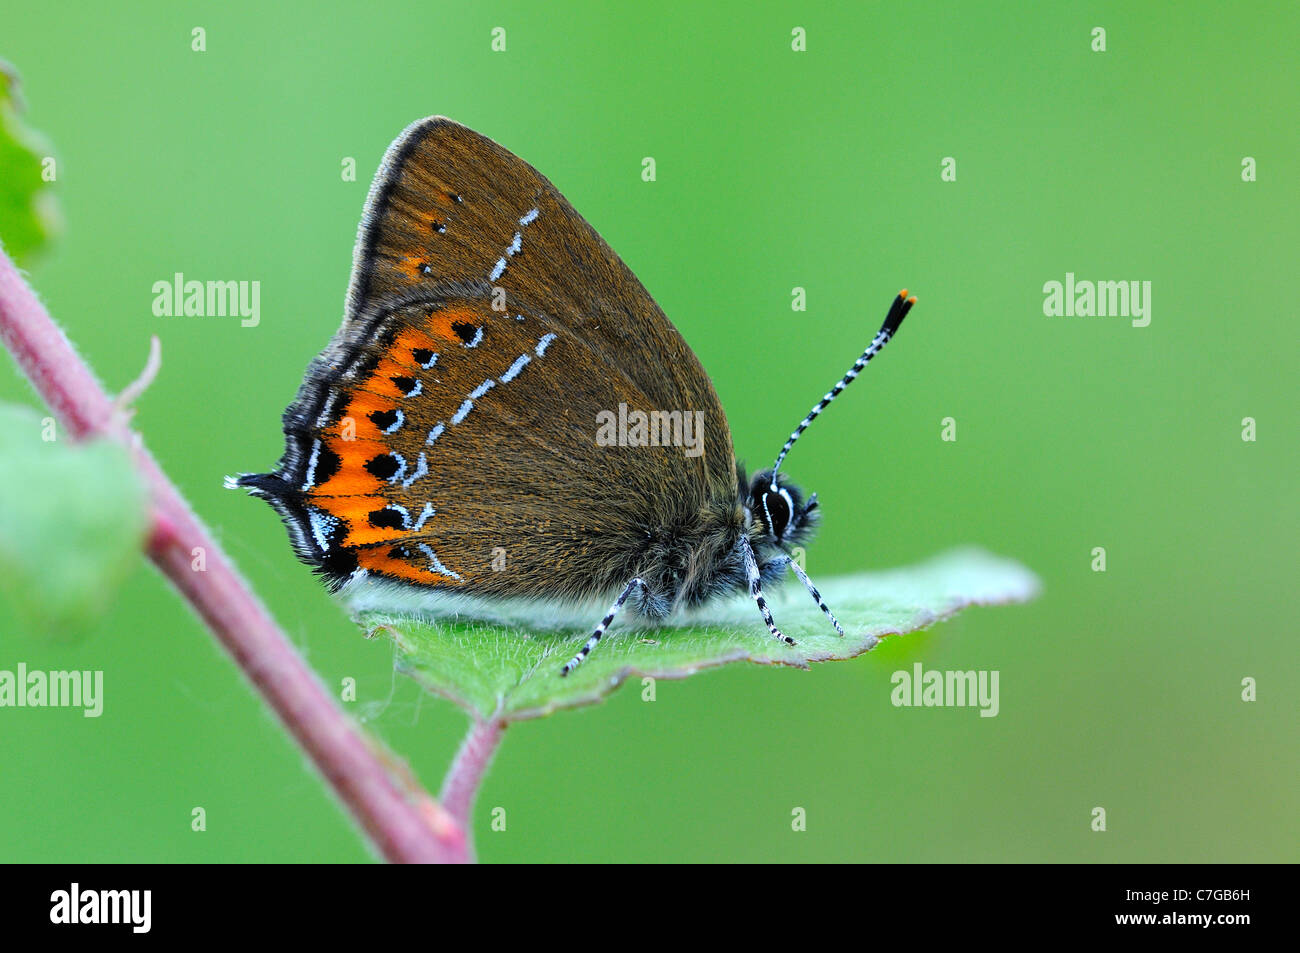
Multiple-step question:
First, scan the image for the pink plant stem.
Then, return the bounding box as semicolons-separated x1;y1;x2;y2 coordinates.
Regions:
0;249;467;864
440;718;505;854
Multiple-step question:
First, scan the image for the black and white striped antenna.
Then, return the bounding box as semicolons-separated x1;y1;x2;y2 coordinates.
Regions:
770;289;916;486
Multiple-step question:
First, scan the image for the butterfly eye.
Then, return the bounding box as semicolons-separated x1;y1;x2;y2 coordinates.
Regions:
764;488;795;540
747;471;803;542
754;486;790;538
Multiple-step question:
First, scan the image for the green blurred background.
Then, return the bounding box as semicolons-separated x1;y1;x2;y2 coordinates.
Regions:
1;1;1294;862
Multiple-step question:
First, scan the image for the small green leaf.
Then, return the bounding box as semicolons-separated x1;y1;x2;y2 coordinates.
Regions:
360;547;1039;721
0;404;148;635
0;60;61;264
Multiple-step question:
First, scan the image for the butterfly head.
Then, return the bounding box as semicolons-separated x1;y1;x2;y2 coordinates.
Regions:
746;469;817;547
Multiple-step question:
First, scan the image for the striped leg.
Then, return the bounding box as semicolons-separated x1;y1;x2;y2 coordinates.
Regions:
740;535;796;646
560;577;647;676
785;557;845;637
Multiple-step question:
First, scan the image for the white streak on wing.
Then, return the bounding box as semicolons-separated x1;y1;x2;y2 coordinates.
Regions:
314;392;338;428
451;379;496;425
535;333;557;356
426;422;445;445
412;502;435;531
451;399;474;425
417;544;462;581
383;503;412;529
385;453;408;484
463;326;484;348
401;451;428;488
499;353;531;383
302;439;322;490
308;509;339;551
488;215;530;282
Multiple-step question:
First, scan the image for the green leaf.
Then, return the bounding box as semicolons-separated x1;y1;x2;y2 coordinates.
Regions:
0;404;148;635
360;547;1039;722
0;60;61;264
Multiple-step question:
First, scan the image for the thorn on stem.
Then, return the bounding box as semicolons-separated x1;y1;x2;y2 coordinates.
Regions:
112;334;161;422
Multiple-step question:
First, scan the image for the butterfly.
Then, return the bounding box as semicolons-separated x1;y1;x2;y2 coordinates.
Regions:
233;117;914;676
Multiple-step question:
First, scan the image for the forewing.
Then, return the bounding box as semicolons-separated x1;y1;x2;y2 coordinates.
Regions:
347;117;728;446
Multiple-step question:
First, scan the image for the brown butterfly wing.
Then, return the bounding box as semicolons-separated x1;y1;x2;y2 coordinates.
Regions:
347;117;728;446
241;118;737;601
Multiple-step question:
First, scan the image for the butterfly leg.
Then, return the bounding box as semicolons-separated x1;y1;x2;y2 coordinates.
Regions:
784;556;845;637
560;577;648;676
739;535;796;647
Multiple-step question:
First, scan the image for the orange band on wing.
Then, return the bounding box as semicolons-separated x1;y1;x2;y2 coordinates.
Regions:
307;493;404;547
355;546;465;586
305;436;389;497
425;306;483;342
